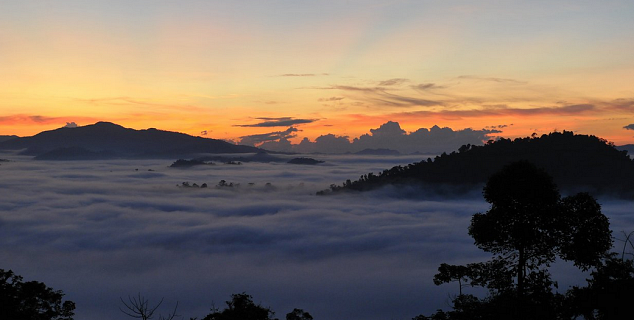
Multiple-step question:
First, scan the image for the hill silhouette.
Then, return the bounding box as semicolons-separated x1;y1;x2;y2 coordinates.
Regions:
0;122;260;159
0;135;18;143
321;131;634;198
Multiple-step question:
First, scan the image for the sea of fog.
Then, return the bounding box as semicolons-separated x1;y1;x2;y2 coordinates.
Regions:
1;153;633;320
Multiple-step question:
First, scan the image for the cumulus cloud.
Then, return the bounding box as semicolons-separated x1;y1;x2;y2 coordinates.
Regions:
624;124;634;131
235;117;317;128
63;122;78;128
258;121;499;154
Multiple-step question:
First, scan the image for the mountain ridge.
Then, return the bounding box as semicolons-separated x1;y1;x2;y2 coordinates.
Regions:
0;122;261;159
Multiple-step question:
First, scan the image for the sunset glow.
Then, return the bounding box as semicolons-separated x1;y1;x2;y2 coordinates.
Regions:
2;1;634;145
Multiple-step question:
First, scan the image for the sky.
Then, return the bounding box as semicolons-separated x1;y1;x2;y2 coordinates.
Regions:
2;0;634;145
2;154;633;320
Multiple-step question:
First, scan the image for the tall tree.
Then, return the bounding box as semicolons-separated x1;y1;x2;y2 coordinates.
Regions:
433;161;613;319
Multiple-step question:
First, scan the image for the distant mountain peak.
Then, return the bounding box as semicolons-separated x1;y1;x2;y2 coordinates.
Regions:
0;121;260;159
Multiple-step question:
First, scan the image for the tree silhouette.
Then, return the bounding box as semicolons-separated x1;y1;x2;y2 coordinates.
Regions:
285;308;313;320
202;293;276;320
0;269;75;320
431;161;613;319
119;293;179;320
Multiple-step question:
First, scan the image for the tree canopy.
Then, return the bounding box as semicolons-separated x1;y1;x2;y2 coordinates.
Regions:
428;161;615;319
0;269;76;320
202;293;276;320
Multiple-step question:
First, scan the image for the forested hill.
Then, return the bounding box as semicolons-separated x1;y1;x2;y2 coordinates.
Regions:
321;131;634;197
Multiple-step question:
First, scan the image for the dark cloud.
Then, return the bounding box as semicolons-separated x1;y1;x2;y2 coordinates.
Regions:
238;127;298;146
235;117;317;128
378;78;409;86
624;124;634;131
485;124;511;129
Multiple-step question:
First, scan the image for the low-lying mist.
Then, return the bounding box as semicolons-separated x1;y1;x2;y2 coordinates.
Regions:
1;153;632;320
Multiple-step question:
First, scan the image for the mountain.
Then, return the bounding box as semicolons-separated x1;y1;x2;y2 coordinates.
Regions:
321;131;634;198
0;135;18;143
0;122;260;159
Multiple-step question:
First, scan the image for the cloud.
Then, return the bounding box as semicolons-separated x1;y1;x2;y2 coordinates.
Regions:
238;127;298;146
378;78;409;86
411;83;445;91
624;124;634;131
64;122;78;128
456;75;528;84
1;155;630;320
235;117;317;128
318;97;345;102
0;115;60;124
259;121;499;154
394;104;596;119
324;85;442;107
0;115;98;127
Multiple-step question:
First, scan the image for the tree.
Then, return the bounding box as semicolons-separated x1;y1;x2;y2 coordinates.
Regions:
432;161;613;319
0;269;76;320
285;308;313;320
119;293;179;320
202;293;276;320
565;253;634;319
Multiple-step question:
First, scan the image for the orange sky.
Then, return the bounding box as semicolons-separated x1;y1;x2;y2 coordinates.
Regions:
2;1;634;145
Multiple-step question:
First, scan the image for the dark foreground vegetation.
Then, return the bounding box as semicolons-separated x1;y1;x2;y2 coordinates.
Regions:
416;161;634;320
320;131;634;198
0;269;75;320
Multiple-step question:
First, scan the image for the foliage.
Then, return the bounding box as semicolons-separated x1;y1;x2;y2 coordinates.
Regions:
202;293;277;320
564;254;634;319
285;308;313;320
0;269;75;320
321;131;634;197
424;161;614;320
